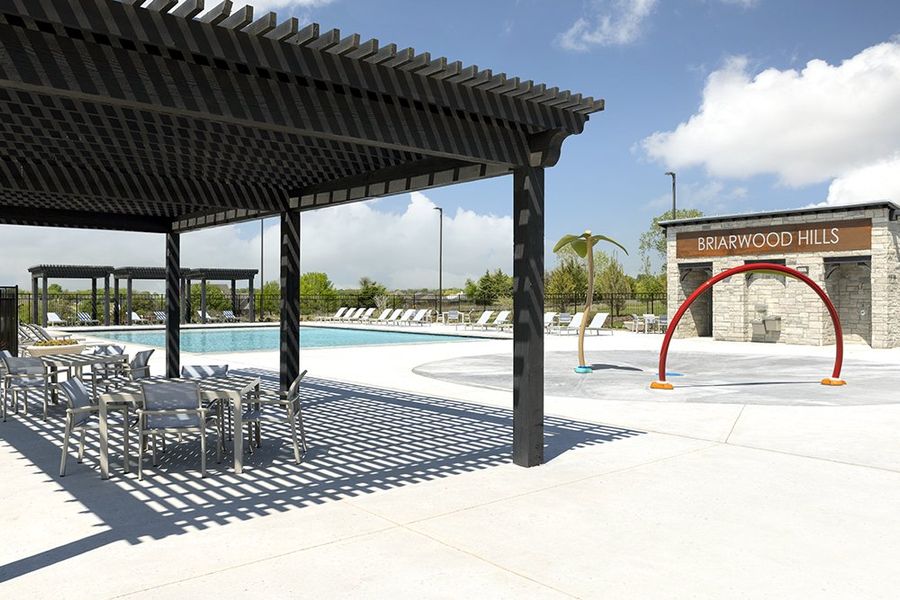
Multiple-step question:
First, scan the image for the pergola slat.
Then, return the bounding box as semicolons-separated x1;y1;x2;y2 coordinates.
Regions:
0;0;605;467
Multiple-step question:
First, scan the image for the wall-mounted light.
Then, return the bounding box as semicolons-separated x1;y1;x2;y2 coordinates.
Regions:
797;266;809;274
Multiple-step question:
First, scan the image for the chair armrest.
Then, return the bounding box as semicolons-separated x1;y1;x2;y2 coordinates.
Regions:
68;406;100;416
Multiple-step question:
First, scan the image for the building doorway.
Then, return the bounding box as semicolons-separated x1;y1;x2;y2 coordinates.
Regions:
825;257;872;346
678;263;713;337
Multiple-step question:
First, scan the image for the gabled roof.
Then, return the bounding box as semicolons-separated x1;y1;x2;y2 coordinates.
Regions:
0;0;603;234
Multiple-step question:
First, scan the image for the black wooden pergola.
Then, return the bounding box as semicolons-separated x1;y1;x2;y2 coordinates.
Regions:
112;266;257;324
28;264;114;326
0;0;603;466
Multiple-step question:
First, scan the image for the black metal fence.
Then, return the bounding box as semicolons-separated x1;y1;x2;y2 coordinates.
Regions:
17;291;666;324
1;286;18;355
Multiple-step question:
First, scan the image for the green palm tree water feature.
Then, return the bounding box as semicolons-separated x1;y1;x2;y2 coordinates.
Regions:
553;231;628;374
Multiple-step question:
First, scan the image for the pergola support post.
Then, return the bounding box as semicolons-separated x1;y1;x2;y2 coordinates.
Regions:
280;209;301;392
200;279;207;324
31;276;38;323
91;278;98;321
249;279;256;322
185;279;192;323
512;165;545;468
113;278;120;325
165;232;181;378
231;280;238;315
103;276;110;326
41;276;48;327
126;278;133;325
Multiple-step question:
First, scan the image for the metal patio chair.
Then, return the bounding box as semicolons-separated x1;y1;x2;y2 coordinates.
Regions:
1;353;51;420
58;378;101;476
137;380;221;480
243;370;309;464
181;364;232;441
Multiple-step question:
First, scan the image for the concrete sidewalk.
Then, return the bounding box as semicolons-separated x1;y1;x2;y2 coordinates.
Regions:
1;332;899;598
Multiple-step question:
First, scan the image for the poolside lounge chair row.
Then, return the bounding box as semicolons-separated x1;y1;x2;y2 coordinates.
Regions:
544;312;612;335
322;307;435;326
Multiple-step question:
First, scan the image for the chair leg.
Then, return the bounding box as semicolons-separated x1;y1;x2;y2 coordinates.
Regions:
289;418;301;464
138;427;145;480
42;385;48;420
123;406;131;473
297;409;308;453
246;422;254;455
200;429;207;478
2;387;7;422
59;417;72;477
20;390;26;415
151;433;158;466
215;423;223;464
78;427;86;463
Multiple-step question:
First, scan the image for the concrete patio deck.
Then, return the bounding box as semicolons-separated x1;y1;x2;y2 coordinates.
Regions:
2;329;899;598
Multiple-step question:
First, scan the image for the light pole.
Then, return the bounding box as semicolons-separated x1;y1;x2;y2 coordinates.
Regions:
433;206;443;315
665;171;676;219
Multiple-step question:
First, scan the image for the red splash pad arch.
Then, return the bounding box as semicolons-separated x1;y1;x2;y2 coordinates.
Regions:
652;262;846;389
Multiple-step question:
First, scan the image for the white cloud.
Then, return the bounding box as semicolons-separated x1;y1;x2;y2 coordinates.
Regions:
822;155;900;206
558;0;658;51
645;180;747;213
0;193;512;291
641;42;900;197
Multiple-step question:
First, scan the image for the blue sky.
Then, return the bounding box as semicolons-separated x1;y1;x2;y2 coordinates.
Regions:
243;0;900;275
2;0;899;289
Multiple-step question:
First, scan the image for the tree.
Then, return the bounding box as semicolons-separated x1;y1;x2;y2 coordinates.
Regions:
639;208;704;274
634;272;666;295
301;272;337;315
257;280;281;317
553;231;627;372
357;276;387;307
546;247;588;306
595;254;632;316
466;269;513;305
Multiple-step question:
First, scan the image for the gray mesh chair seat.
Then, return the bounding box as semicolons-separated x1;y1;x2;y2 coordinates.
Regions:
84;345;126;400
105;349;155;390
181;365;232;440
1;354;51;420
243;371;309;464
136;380;222;480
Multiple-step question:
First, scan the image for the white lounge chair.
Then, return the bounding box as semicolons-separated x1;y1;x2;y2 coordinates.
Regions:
405;309;430;326
76;312;98;326
392;309;416;325
556;312;584;334
46;312;66;326
153;311;167;323
221;310;239;323
586;312;611;335
465;310;494;330
486;310;510;331
380;308;404;324
342;307;366;322
197;310;219;323
131;311;147;324
372;309;392;323
323;307;347;322
543;312;558;332
355;307;377;323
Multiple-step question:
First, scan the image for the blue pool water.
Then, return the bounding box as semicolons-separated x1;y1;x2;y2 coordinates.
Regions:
96;326;472;353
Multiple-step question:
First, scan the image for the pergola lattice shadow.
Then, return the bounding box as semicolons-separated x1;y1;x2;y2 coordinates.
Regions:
0;370;642;583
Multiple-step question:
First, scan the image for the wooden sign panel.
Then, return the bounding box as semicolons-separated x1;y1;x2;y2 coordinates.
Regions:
676;218;871;259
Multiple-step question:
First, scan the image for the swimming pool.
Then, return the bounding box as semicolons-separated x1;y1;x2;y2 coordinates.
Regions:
96;326;473;353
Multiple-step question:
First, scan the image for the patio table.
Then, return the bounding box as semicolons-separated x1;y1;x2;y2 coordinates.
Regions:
98;374;261;479
40;353;129;402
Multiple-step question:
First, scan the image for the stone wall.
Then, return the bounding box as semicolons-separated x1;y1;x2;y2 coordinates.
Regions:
666;204;899;348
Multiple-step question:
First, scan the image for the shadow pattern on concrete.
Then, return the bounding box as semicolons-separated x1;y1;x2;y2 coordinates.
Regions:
0;369;642;583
